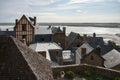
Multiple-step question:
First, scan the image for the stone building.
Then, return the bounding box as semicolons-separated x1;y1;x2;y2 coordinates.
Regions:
76;43;94;64
67;32;83;50
81;48;105;67
0;36;53;80
14;15;36;45
76;43;105;67
87;33;113;55
29;42;63;66
52;27;67;50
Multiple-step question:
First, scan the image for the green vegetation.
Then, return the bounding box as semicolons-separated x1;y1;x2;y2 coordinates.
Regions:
78;70;110;80
65;71;75;79
113;77;120;80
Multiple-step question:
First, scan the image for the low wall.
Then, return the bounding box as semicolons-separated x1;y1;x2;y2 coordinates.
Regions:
52;64;120;79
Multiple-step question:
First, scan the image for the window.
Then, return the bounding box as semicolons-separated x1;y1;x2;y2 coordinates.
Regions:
22;35;26;39
22;24;26;31
41;38;45;41
77;45;80;47
90;56;94;60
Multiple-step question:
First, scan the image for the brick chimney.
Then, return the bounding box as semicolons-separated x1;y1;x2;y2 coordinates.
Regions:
34;16;36;26
83;34;87;43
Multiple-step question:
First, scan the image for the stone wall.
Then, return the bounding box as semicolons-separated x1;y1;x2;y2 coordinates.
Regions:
82;51;104;67
52;32;67;50
112;64;120;71
52;64;120;79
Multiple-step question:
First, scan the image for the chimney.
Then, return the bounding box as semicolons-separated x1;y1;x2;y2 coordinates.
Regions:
93;33;96;42
93;33;96;38
83;34;87;43
6;28;9;31
49;25;51;28
34;16;36;26
63;27;66;33
95;46;101;55
58;26;60;30
15;19;18;25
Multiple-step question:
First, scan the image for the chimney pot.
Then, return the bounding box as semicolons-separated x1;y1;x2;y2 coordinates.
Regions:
34;16;36;26
83;34;87;43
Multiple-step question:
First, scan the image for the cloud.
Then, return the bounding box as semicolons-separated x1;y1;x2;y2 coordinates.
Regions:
37;14;120;22
0;0;30;15
27;0;56;6
76;10;83;13
68;0;105;4
68;0;120;4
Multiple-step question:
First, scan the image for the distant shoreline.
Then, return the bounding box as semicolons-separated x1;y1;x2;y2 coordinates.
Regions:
0;23;120;28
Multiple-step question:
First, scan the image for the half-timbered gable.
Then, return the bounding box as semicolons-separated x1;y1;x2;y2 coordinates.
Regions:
14;15;36;45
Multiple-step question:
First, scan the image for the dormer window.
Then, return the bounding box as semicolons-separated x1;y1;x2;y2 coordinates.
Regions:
22;24;26;31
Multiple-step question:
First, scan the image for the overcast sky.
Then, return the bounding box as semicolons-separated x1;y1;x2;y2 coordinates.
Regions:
0;0;120;23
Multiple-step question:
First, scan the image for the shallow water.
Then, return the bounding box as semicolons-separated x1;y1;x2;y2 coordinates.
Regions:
64;26;120;34
0;25;120;34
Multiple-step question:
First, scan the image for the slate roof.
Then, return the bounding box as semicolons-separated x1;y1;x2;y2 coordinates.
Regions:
35;26;63;35
68;32;79;44
29;42;62;61
87;37;104;48
35;27;52;35
51;27;62;33
87;36;113;55
67;32;83;49
76;43;94;55
29;42;62;52
103;49;120;68
0;31;14;36
0;36;53;80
